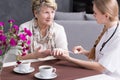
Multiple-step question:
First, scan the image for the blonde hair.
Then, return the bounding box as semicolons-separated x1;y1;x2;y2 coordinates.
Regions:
88;27;107;59
89;0;119;60
32;0;57;15
93;0;119;21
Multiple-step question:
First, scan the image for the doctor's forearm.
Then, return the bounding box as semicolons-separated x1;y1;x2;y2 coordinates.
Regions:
67;57;105;72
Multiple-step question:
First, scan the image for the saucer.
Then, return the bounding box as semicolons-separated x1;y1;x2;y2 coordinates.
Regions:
34;72;57;79
13;67;35;74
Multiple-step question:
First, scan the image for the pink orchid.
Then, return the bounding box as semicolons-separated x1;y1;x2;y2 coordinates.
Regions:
8;19;15;23
24;28;32;37
19;34;27;41
0;19;32;65
10;38;17;46
0;22;4;27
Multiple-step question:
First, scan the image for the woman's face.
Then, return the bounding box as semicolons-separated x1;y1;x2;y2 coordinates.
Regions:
93;4;107;24
35;6;55;26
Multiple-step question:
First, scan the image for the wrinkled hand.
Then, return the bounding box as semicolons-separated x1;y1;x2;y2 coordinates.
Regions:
34;46;51;58
51;48;64;56
34;46;42;54
50;48;70;60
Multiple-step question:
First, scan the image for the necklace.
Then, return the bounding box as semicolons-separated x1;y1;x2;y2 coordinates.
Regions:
100;22;119;52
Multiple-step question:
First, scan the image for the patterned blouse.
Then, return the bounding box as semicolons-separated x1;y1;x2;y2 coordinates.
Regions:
19;18;68;53
32;21;56;52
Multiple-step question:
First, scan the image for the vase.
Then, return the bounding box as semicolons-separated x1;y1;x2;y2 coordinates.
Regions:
0;56;4;80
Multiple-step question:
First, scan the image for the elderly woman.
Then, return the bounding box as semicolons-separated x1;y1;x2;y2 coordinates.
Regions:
4;0;68;62
51;0;120;79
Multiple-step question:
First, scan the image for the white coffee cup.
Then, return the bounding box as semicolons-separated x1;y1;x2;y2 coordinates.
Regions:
17;62;31;72
39;65;56;78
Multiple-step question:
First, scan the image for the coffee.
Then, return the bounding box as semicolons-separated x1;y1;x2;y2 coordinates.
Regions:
42;67;51;69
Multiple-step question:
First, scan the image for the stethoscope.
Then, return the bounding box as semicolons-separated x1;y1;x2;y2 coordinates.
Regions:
99;22;119;54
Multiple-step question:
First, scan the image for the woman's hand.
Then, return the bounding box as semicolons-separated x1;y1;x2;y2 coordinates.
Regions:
72;46;87;55
51;48;64;56
50;48;70;60
34;46;51;58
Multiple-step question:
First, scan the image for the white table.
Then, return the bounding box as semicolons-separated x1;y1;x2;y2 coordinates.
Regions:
3;56;56;67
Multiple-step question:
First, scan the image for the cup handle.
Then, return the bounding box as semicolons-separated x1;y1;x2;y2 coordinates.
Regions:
52;68;56;73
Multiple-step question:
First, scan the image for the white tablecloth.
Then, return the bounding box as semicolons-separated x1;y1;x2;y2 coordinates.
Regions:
3;56;56;67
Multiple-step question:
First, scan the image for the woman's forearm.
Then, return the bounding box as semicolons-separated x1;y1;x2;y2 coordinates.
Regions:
18;51;49;60
67;57;105;73
18;52;37;60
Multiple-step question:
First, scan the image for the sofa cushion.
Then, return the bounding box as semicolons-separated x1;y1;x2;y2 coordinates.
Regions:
55;11;85;20
55;20;103;59
55;20;103;50
85;14;96;20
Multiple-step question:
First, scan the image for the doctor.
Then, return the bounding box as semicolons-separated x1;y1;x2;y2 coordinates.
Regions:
51;0;120;79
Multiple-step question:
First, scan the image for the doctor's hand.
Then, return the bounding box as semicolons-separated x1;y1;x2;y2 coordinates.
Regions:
72;45;87;55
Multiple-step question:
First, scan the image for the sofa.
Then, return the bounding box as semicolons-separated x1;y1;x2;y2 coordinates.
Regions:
4;12;103;62
54;11;103;60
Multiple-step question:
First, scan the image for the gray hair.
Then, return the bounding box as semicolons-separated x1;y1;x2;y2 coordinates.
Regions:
32;0;57;15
